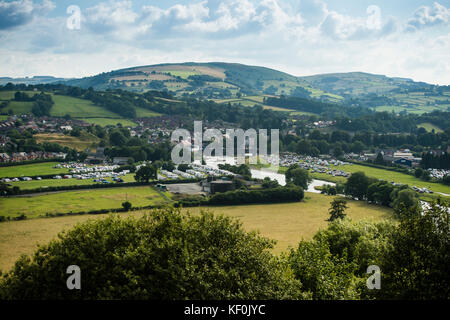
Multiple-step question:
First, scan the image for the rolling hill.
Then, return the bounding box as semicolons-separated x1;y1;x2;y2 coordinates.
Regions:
2;62;449;115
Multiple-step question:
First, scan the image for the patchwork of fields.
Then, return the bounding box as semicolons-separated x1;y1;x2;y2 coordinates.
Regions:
0;192;393;272
0;91;159;127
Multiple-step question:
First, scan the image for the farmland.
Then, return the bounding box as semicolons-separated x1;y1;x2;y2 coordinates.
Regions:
417;122;443;133
334;163;450;195
0;186;171;219
34;132;100;151
0;162;68;178
7;173;136;190
0;192;393;272
80;118;137;127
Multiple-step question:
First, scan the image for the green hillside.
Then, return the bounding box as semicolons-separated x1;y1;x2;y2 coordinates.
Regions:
65;62;341;102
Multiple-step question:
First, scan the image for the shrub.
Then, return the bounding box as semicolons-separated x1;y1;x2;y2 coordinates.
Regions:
122;201;132;211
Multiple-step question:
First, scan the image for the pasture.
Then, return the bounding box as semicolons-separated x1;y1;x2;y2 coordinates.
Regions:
50;94;120;118
333;163;450;195
7;173;136;190
34;132;100;151
0;186;171;219
0;162;68;178
0;192;393;272
80;118;137;127
134;106;162;118
417;122;443;133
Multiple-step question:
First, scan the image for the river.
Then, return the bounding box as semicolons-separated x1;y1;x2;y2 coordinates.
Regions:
204;156;335;193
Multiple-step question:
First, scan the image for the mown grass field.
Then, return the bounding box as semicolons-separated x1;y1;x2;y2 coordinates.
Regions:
50;94;119;118
0;192;393;272
0;162;68;178
80;118;137;127
0;91;121;118
7;173;136;190
417;122;443;133
333;164;450;195
34;132;100;151
134;106;161;118
4;101;33;114
0;186;170;219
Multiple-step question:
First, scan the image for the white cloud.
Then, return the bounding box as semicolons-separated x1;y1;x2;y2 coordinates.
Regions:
0;0;54;30
0;0;448;85
406;2;450;32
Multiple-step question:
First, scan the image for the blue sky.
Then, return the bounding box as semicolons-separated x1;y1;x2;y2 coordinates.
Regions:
0;0;449;84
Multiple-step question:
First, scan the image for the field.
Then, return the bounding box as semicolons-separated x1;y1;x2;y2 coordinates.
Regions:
4;101;33;114
0;192;393;272
34;132;100;151
134;106;161;118
0;186;171;219
334;163;450;195
80;118;137;127
50;94;120;118
7;173;136;190
417;122;443;133
0;162;68;178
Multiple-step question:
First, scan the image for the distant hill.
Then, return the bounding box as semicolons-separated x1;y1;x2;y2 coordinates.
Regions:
299;72;433;96
2;62;449;114
65;62;342;102
0;76;69;86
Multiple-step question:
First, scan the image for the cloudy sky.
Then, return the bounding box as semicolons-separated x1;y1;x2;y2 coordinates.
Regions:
0;0;449;84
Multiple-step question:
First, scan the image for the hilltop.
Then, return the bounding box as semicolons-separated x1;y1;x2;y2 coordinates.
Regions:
2;62;449;115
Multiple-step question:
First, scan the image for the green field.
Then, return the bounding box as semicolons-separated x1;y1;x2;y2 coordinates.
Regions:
166;70;201;79
0;192;393;272
50;94;119;118
34;132;100;151
4;101;33;114
0;186;171;219
334;163;450;195
0;115;9;121
290;111;317;116
417;122;443;133
134;106;161;118
7;173;136;190
80;118;137;127
0;91;124;119
0;162;68;178
0;91;16;100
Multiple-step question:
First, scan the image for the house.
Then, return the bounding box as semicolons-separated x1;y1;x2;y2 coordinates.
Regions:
60;125;72;131
202;179;235;194
394;158;412;167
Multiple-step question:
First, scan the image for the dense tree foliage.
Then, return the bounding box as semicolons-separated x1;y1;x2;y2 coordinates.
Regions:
0;208;306;300
285;165;311;189
379;200;450;299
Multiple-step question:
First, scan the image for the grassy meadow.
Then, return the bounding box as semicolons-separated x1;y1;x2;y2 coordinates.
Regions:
7;173;136;190
34;132;100;151
333;163;450;195
80;118;137;127
0;186;171;219
417;122;443;133
0;192;393;272
0;162;68;178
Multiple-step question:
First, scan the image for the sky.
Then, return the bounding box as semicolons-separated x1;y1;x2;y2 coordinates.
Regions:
0;0;449;84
